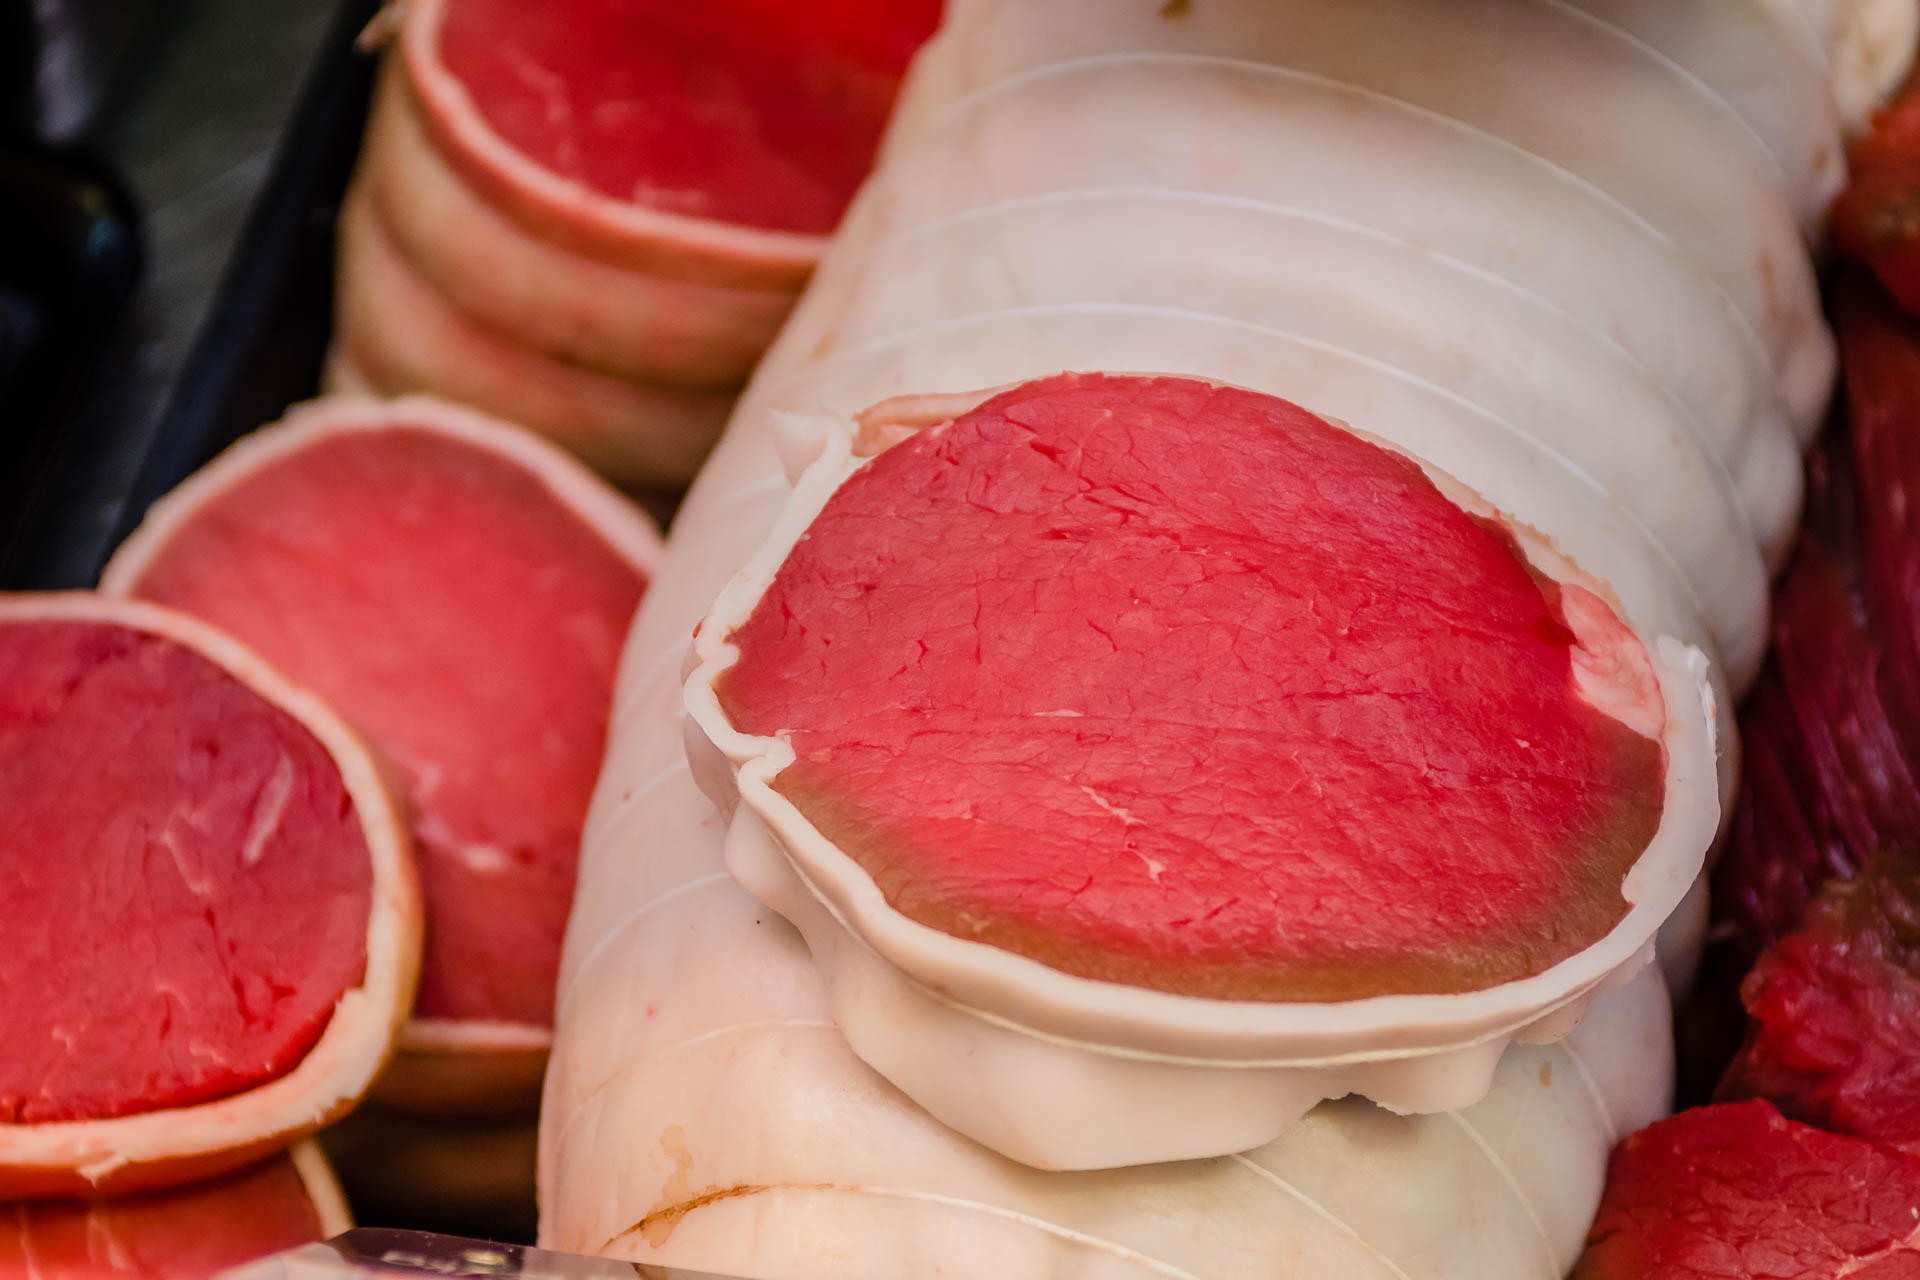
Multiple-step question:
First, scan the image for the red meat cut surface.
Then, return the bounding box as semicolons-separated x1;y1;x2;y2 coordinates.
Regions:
1574;1102;1920;1280
437;0;942;235
121;428;646;1027
0;1155;325;1278
0;622;372;1124
719;374;1666;1002
1720;855;1920;1153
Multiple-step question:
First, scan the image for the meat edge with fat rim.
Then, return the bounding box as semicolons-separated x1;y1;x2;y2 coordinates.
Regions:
99;394;664;1118
681;376;1720;1170
0;594;420;1199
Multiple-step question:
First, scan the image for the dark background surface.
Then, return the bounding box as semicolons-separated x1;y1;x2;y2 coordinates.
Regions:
1;0;372;589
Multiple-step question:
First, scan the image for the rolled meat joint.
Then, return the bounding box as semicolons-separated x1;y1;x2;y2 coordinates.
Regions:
0;596;418;1198
683;374;1718;1168
544;0;1917;1270
332;0;940;487
102;397;660;1115
0;1141;350;1280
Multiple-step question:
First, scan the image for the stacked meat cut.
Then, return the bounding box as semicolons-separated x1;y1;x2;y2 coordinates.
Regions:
331;0;939;489
2;6;946;1261
540;0;1920;1276
0;396;669;1267
0;592;413;1271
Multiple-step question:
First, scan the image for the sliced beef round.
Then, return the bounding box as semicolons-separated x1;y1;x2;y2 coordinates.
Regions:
0;597;416;1197
687;373;1716;1168
720;374;1671;1002
102;396;660;1114
0;1141;349;1279
408;0;941;259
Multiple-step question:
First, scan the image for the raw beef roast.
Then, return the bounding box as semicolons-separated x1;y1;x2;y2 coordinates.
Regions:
686;374;1714;1167
332;0;940;486
544;0;1914;1271
718;375;1671;1002
1574;1101;1920;1280
0;596;417;1197
102;397;658;1114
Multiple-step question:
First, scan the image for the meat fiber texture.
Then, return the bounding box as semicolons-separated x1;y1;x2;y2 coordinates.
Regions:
1572;1101;1920;1280
0;596;419;1199
683;373;1716;1170
1571;854;1920;1277
329;0;939;490
1682;280;1920;1089
544;0;1913;1271
101;396;661;1117
1720;854;1920;1155
0;1142;349;1280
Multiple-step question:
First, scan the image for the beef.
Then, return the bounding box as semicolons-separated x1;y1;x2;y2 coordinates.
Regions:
0;596;416;1196
0;621;372;1125
331;185;734;489
1713;445;1920;970
430;0;938;238
1574;1101;1920;1280
329;0;941;486
1719;855;1920;1152
719;374;1667;1003
541;0;1895;1264
102;397;657;1113
1834;86;1920;314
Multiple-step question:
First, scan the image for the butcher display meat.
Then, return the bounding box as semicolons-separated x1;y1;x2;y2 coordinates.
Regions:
542;0;1917;1272
685;372;1715;1168
332;0;940;487
102;397;660;1114
0;596;417;1197
712;376;1673;1004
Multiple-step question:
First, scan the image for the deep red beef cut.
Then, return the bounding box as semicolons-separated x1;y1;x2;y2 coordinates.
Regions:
716;374;1669;1002
1834;85;1920;315
0;1143;348;1279
0;597;416;1196
1718;853;1920;1153
407;0;942;276
1574;1101;1920;1280
1;625;369;1123
102;397;660;1112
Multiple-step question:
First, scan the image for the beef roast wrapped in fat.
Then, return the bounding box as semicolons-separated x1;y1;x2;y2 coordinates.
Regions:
102;397;659;1114
0;597;418;1197
684;375;1717;1169
543;0;1916;1267
331;0;940;486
